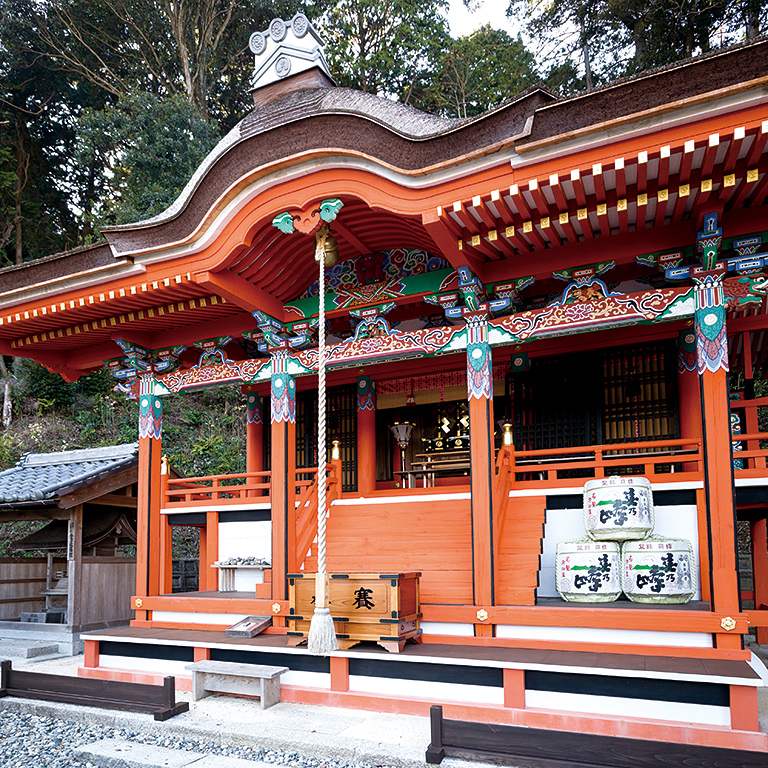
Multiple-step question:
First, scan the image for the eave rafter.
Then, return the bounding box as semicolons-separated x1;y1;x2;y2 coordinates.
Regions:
433;120;768;273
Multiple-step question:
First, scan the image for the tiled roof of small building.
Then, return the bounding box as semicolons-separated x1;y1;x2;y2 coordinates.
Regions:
0;443;139;503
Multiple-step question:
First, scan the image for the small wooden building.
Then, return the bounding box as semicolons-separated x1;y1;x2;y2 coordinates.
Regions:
1;14;767;757
0;444;138;653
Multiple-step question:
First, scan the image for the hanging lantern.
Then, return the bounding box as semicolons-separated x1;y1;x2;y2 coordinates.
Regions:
390;421;414;450
390;422;414;474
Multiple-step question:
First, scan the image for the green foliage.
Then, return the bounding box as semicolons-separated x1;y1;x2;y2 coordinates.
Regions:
429;26;538;117
75;92;220;227
320;0;451;102
508;0;765;89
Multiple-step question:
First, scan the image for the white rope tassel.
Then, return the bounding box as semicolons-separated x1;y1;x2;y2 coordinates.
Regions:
308;226;337;655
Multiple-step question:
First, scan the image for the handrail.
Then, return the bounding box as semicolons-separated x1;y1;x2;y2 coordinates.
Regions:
295;462;340;571
164;471;271;506
492;445;514;558
510;437;703;485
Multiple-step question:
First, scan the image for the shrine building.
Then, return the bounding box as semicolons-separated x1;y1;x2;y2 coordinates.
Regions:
1;14;768;757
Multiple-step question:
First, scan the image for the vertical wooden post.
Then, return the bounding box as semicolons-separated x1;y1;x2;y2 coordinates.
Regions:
678;330;710;602
66;504;83;629
330;655;349;692
159;459;173;594
503;668;525;709
751;517;768;644
244;389;264;484
466;312;495;637
198;526;207;593
730;685;760;731
270;358;297;604
136;376;163;598
694;273;741;648
356;376;376;495
204;511;219;591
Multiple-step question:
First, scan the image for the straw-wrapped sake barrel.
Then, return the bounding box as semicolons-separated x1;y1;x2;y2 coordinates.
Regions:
583;476;654;541
556;539;622;603
621;537;696;604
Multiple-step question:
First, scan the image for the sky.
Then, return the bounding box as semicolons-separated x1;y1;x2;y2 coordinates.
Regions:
445;0;520;38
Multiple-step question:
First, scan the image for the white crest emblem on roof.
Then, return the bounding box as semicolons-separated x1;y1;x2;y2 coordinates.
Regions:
249;14;332;90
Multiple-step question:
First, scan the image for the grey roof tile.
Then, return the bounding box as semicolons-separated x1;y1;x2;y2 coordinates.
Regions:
0;443;139;503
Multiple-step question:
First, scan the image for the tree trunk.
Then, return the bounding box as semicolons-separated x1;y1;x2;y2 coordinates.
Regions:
746;0;760;38
0;356;12;429
580;17;593;91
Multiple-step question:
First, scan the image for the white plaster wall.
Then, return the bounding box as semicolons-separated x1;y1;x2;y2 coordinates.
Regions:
217;521;271;590
537;504;701;600
495;624;713;648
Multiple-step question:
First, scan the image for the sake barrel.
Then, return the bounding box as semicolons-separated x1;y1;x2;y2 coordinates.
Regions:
556;539;622;603
622;537;696;604
583;476;654;541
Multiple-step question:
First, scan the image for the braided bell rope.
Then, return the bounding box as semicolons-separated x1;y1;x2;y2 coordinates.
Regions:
315;227;328;577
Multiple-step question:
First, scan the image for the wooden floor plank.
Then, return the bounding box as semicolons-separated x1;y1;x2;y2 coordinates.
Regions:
85;627;760;681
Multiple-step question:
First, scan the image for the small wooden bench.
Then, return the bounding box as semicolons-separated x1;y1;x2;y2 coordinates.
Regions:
184;660;288;709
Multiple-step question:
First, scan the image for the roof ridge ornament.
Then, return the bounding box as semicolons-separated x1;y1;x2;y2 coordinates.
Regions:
249;14;332;92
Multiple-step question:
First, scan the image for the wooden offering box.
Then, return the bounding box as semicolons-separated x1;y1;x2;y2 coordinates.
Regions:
287;572;421;652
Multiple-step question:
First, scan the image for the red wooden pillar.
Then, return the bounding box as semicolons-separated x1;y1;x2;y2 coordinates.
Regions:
244;389;264;475
136;376;163;600
204;510;220;590
466;312;495;637
695;273;741;648
357;376;376;495
159;460;173;595
677;330;710;602
270;363;296;605
751;517;768;644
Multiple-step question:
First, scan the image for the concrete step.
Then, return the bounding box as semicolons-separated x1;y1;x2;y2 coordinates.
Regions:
0;639;62;660
74;739;274;768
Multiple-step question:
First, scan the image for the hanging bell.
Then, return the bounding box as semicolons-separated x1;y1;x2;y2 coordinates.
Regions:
316;231;339;267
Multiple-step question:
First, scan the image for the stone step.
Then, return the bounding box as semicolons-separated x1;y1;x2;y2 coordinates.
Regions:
74;739;274;768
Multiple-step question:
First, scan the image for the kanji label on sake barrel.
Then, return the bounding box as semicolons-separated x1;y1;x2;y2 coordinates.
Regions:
556;539;622;603
622;537;696;604
583;476;654;541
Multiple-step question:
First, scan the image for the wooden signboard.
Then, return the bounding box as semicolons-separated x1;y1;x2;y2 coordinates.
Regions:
287;572;421;652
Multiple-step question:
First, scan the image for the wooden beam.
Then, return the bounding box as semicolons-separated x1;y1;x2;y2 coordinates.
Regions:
193;270;286;322
86;493;138;508
58;466;138;509
331;220;371;256
422;210;485;278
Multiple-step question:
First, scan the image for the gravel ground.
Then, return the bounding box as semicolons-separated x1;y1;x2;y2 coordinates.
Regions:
0;711;398;768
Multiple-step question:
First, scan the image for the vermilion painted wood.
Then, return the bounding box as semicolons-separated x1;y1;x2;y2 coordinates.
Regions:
330;656;349;692
357;406;376;496
130;595;289;614
750;517;768;644
204;511;219;591
83;640;99;668
700;370;742;650
137;423;162;598
468;392;494;625
730;685;760;732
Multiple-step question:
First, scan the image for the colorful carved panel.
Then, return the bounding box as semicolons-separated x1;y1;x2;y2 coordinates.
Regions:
465;314;491;401
287;249;454;317
138;377;162;440
356;376;376;411
694;274;728;374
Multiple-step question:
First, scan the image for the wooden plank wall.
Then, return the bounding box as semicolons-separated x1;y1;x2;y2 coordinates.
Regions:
318;496;474;604
495;498;546;605
0;558;56;619
80;558;136;626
